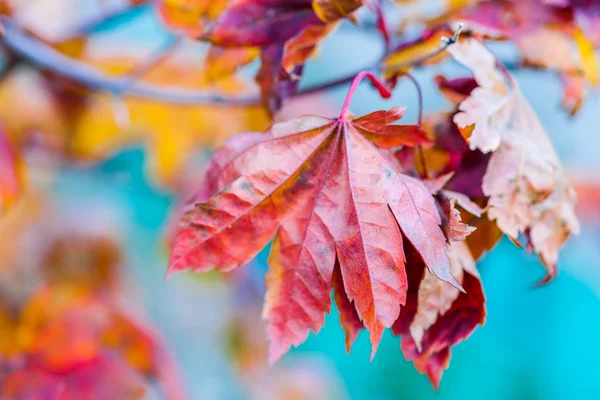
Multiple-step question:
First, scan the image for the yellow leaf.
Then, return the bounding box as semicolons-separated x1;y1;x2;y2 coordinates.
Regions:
573;27;599;86
74;58;270;185
383;28;453;75
312;0;363;24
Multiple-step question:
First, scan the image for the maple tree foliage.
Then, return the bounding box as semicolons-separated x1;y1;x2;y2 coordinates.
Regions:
0;0;595;393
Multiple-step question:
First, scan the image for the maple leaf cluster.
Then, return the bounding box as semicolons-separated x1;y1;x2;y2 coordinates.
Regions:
169;38;580;387
159;0;366;114
0;0;593;393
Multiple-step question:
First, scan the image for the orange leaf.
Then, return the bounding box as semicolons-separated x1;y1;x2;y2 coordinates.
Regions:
312;0;364;23
158;0;228;37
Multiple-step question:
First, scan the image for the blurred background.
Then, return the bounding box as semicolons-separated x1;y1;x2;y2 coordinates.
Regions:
0;1;599;399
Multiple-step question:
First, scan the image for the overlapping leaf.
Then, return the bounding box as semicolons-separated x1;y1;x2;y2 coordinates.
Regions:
455;0;599;113
393;0;599;114
449;38;580;281
392;241;485;390
197;0;365;114
169;106;458;362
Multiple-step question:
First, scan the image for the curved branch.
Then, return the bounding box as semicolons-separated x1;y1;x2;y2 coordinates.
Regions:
0;17;463;106
0;19;258;105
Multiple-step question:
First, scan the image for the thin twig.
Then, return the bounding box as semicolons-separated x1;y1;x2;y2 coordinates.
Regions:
404;73;423;125
0;18;255;105
403;73;429;178
0;17;385;105
381;23;464;72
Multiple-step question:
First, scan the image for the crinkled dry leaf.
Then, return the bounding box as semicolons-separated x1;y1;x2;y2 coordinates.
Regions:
449;38;579;281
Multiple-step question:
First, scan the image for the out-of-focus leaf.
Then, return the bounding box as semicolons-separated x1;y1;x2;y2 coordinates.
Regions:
205;0;320;47
559;72;585;116
158;0;229;37
200;0;355;114
0;288;184;400
383;27;453;76
0;126;22;211
312;0;364;23
73;57;270;185
42;237;121;293
204;46;260;81
573;26;600;86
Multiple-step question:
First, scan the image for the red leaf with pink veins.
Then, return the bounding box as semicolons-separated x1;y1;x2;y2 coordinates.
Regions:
169;100;460;362
332;260;364;353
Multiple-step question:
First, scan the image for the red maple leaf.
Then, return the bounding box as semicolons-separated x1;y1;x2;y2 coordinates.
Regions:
169;72;460;362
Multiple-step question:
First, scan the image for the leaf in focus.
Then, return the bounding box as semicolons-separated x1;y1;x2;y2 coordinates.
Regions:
169;108;461;362
449;38;580;282
446;199;476;242
331;259;364;352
